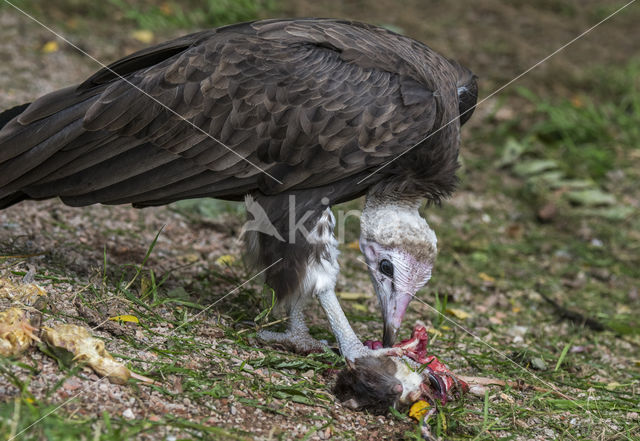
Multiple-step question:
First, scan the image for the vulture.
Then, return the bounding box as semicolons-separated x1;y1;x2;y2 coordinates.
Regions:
0;18;477;362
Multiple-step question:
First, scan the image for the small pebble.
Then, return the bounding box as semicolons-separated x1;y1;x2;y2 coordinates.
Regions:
62;377;82;391
122;408;135;420
531;357;547;370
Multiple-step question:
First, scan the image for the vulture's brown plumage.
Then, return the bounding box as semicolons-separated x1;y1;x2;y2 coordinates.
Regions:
0;19;477;361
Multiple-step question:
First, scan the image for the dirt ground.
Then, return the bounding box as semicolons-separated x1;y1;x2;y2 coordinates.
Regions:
1;1;639;440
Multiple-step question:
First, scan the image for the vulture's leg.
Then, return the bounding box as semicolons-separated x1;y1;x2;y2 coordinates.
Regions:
245;196;328;354
306;209;401;362
257;295;328;353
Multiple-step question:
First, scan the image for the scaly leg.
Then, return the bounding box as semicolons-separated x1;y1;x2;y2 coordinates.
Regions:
257;296;327;354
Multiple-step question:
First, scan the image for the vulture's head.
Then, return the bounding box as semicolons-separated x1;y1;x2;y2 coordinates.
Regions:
360;196;436;347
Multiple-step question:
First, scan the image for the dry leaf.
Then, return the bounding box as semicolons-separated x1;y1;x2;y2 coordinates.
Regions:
617;305;631;314
499;392;515;404
108;315;140;324
0;308;40;356
446;308;470;320
346;241;360;250
478;272;495;283
42;324;153;384
159;2;172;15
0;277;46;305
215;254;236;266
409;400;430;421
605;382;622;391
337;292;371;300
41;41;59;53
179;253;200;264
131;30;154;44
570;95;584;108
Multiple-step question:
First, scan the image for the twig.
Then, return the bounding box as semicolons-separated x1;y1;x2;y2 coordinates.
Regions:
458;375;573;399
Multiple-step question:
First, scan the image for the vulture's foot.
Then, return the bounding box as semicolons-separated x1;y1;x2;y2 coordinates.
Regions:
257;329;328;354
346;343;403;362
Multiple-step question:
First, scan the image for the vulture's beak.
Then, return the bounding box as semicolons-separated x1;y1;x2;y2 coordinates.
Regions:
378;288;414;348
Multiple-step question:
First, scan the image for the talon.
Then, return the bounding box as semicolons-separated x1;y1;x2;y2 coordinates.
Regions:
427;371;447;404
364;340;383;350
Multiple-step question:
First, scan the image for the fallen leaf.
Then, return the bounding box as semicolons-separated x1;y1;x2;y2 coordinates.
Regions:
179;253;200;264
570;95;584;108
531;357;548;371
346;240;360;250
478;272;495;283
42;324;153;384
445;308;470;320
159;2;172;15
0;308;40;357
499;392;515;404
513;159;558;177
131;30;154;44
351;303;368;312
0;277;47;305
575;205;634;220
108;315;139;324
215;254;236;266
606;382;622;391
427;328;443;338
41;41;59;53
409;400;430;421
617;305;631;314
549;179;593;190
565;189;616;207
527;170;565;186
497;138;527;167
337;292;371;300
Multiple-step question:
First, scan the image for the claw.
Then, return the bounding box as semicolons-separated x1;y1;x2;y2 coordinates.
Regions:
427;372;444;396
364;339;384;350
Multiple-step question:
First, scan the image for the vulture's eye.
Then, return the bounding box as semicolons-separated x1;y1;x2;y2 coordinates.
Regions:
379;259;394;278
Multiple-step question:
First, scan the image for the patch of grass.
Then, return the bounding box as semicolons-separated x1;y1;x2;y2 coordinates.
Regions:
4;0;275;31
109;0;275;30
0;397;252;441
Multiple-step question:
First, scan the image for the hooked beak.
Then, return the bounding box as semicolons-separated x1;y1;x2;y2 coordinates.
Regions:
383;320;399;348
379;289;414;347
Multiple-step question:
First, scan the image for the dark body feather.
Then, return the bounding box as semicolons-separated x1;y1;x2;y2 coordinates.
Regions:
0;18;477;301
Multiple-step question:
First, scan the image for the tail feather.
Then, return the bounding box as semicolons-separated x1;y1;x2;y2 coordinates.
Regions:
0;102;31;131
0;103;31;208
0;191;28;209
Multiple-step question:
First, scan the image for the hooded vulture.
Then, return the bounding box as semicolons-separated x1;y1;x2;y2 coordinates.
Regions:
0;18;477;362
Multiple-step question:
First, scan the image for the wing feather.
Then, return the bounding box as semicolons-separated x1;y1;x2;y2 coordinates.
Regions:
0;18;467;206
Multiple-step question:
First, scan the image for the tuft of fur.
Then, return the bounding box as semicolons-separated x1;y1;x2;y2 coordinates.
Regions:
333;357;403;414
